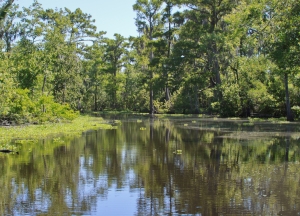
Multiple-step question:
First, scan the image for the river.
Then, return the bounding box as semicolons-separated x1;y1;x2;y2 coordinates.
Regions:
1;115;300;215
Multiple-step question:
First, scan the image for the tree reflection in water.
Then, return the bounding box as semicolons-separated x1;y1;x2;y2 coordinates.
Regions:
1;116;300;215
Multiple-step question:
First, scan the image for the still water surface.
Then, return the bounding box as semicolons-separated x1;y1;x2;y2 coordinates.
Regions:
1;115;300;215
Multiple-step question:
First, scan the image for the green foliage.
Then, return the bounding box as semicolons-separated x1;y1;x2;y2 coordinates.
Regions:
0;88;79;124
134;88;149;112
248;81;276;115
7;89;35;123
36;95;79;122
1;0;300;122
220;84;241;117
291;106;300;119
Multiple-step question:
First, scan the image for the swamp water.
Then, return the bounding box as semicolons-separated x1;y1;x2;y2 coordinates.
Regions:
1;116;300;215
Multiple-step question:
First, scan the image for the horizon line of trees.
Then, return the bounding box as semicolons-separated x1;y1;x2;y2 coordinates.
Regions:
0;0;300;123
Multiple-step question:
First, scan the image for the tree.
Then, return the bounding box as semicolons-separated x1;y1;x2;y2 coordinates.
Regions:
161;0;177;102
158;0;239;115
222;0;276;117
37;7;101;107
0;0;14;23
103;34;128;109
267;0;300;121
0;3;21;52
133;0;164;115
82;37;107;111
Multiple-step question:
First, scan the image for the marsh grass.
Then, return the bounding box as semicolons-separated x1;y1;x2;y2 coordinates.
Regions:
0;115;114;144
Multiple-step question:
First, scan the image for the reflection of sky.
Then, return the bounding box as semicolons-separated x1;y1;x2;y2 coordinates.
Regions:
15;186;51;215
77;156;140;215
96;183;140;216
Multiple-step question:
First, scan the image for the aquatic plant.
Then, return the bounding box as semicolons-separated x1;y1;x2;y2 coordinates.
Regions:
0;116;114;144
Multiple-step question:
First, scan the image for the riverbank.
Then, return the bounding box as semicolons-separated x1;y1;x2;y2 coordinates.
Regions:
0;115;114;145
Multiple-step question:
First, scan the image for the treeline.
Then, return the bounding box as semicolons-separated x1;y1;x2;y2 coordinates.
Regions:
0;0;299;123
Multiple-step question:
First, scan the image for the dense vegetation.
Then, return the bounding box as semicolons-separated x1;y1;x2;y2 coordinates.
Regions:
0;0;299;124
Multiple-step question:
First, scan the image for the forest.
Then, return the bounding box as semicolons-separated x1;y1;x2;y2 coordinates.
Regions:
0;0;299;124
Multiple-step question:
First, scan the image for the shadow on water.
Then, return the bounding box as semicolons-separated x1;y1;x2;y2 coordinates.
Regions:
1;115;300;215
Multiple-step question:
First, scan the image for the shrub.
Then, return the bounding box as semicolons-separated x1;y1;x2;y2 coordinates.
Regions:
0;89;79;124
291;106;300;119
36;95;79;123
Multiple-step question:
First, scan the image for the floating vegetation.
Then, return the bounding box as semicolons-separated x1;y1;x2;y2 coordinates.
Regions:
0;116;114;144
173;149;182;154
0;143;19;154
140;127;146;130
14;139;37;144
53;137;64;143
137;120;143;123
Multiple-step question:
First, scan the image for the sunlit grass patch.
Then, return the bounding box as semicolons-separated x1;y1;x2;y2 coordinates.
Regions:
228;117;241;120
0;115;113;144
248;117;265;122
268;117;290;124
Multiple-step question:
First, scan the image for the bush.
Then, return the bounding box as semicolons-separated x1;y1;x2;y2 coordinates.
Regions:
36;95;79;123
291;106;300;119
0;89;79;124
6;89;35;124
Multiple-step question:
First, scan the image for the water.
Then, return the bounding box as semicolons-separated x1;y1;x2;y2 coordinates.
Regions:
1;116;300;215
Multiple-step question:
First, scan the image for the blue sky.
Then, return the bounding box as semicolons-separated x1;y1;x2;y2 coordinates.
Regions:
15;0;138;38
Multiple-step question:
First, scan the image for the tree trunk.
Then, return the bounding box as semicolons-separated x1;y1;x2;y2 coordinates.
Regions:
62;82;66;103
194;85;200;114
165;2;172;102
94;71;98;111
149;78;154;116
284;73;293;121
149;43;154;116
94;84;98;111
212;42;222;99
113;68;117;109
41;75;47;113
165;87;170;101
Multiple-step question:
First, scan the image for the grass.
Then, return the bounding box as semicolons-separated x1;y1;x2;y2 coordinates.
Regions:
0;115;115;144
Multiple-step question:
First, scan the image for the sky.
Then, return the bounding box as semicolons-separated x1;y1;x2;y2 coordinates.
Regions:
15;0;138;38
